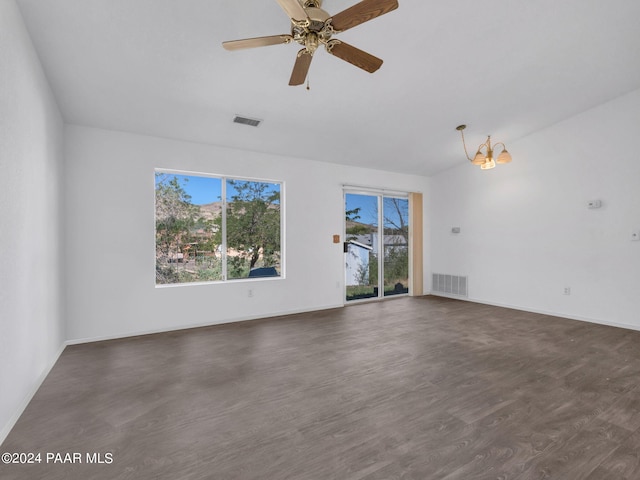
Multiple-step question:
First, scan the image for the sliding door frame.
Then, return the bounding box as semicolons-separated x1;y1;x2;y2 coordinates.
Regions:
343;187;412;304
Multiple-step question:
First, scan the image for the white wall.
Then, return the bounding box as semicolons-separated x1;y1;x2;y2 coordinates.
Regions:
64;125;429;342
430;88;640;329
0;0;66;443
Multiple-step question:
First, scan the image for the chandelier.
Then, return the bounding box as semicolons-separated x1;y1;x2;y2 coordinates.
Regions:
456;125;512;170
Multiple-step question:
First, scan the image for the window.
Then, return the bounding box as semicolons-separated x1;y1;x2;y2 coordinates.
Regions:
155;171;282;285
344;191;409;301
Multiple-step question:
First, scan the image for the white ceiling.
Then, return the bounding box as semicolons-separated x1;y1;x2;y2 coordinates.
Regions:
16;0;640;176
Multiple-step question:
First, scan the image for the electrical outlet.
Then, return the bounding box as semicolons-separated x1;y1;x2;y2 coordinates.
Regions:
632;231;640;242
564;287;571;295
248;289;253;298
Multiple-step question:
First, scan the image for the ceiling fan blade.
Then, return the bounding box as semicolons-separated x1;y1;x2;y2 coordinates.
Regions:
330;0;398;32
276;0;309;22
289;49;313;85
327;41;383;73
222;34;293;51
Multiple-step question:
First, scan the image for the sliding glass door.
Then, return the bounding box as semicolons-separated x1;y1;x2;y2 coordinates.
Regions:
382;197;409;297
344;191;409;302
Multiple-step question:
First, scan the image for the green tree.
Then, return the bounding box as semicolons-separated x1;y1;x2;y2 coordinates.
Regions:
224;180;281;274
383;197;409;288
345;207;361;222
155;174;200;283
345;206;375;239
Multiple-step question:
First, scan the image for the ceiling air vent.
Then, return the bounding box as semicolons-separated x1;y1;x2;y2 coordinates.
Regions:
233;115;262;127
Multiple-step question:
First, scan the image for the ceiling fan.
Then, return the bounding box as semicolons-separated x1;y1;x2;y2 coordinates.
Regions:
222;0;399;86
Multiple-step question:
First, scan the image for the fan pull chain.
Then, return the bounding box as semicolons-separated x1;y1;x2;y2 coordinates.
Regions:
306;77;310;90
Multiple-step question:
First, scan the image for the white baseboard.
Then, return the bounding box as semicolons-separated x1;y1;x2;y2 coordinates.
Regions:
428;292;640;332
66;303;345;345
0;342;67;447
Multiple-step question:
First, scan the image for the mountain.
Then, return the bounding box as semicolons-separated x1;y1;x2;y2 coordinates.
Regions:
198;202;222;220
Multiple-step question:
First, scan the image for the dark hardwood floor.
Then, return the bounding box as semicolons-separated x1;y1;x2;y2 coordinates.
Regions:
3;296;640;479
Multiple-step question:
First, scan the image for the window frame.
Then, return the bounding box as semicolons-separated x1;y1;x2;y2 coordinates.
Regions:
154;168;285;287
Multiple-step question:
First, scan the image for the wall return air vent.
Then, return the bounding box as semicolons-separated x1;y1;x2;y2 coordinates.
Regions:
432;273;468;297
233;115;262;127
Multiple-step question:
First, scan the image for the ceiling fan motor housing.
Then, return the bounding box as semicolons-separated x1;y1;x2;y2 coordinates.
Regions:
292;4;333;53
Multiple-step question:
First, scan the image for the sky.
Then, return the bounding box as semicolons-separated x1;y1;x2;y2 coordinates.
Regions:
346;193;378;225
155;173;280;206
171;174;221;205
156;173;406;227
345;193;408;228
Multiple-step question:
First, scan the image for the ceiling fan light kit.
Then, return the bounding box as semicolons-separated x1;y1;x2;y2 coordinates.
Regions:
456;125;512;171
222;0;399;86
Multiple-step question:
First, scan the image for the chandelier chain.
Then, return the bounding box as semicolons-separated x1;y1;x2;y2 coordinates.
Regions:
459;128;473;162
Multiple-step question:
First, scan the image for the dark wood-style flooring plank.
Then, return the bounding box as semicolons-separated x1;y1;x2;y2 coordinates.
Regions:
586;430;640;479
3;296;640;479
